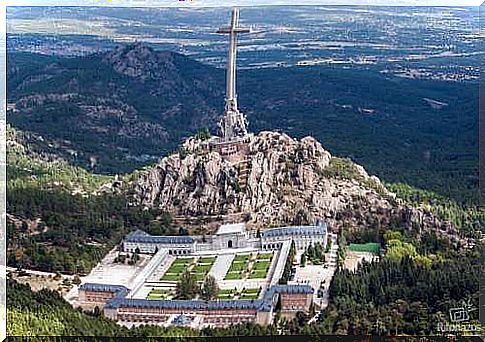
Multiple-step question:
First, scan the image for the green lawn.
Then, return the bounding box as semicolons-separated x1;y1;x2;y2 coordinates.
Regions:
165;264;186;272
242;288;260;294
239;293;259;300
217;294;235;300
233;254;251;262
160;257;197;281
239;287;260;299
172;257;195;265
218;289;235;295
253;261;270;270
150;288;169;294
160;273;180;281
228;263;247;272
224;271;244;280
257;253;273;260
190;273;207;282
349;243;381;254
146;288;171;300
249;270;268;279
192;265;211;273
198;257;216;264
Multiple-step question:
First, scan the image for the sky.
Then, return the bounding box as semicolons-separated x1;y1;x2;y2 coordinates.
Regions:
3;0;484;7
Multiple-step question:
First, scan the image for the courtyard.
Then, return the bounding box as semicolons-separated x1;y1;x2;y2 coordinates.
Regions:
224;252;273;281
216;287;262;300
159;256;217;282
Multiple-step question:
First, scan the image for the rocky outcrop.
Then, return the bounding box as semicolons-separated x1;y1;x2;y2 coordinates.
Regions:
125;131;414;230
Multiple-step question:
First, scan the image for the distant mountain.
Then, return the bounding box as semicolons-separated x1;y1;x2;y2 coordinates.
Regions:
7;43;224;172
7;43;478;203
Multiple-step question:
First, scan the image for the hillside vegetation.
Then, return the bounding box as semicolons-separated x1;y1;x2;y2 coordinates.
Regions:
7;44;478;204
7;126;175;274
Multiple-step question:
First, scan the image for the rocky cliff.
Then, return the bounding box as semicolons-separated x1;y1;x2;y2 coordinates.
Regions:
121;131;451;234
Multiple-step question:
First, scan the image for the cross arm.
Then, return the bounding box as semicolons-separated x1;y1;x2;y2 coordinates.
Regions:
217;27;251;34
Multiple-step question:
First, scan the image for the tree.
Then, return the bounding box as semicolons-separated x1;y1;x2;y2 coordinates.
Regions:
295;311;308;326
300;253;306;267
196;128;211;141
200;275;219;300
176;270;199;299
72;275;81;285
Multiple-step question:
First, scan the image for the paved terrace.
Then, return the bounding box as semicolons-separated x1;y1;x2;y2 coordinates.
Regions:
291;233;338;309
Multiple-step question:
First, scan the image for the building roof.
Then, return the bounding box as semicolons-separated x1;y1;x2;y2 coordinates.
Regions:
105;297;264;311
264;284;314;297
124;229;194;245
216;223;246;235
104;284;313;312
261;223;327;238
79;283;130;296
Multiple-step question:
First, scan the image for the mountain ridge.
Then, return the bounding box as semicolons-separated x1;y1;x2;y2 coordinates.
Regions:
7;43;479;204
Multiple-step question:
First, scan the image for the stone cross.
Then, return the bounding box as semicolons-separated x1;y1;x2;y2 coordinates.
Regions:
217;7;250;141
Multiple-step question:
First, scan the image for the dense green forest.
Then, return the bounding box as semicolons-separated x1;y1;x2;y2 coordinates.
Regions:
386;183;484;237
7;126;175;273
314;241;481;335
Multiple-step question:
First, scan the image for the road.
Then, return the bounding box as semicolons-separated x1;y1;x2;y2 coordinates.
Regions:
304;233;339;325
6;266;75;279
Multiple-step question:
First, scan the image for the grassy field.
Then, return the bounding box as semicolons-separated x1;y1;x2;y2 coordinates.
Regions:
216;287;261;300
146;288;172;300
160;257;196;281
217;288;237;300
228;262;247;272
253;260;271;271
256;253;273;261
233;254;251;263
240;287;261;299
248;270;268;279
224;253;273;280
224;254;253;280
246;253;273;279
189;256;217;282
160;256;217;282
349;243;381;254
224;271;245;280
198;257;216;264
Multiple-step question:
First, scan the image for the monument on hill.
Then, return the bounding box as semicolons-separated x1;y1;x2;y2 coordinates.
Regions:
216;7;250;141
209;8;251;164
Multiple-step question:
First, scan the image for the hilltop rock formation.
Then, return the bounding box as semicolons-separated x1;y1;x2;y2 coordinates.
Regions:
122;131;451;233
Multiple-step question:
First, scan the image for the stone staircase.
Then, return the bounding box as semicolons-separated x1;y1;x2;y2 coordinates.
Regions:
237;157;252;191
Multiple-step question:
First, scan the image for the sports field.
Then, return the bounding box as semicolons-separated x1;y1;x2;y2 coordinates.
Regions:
349;243;381;254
